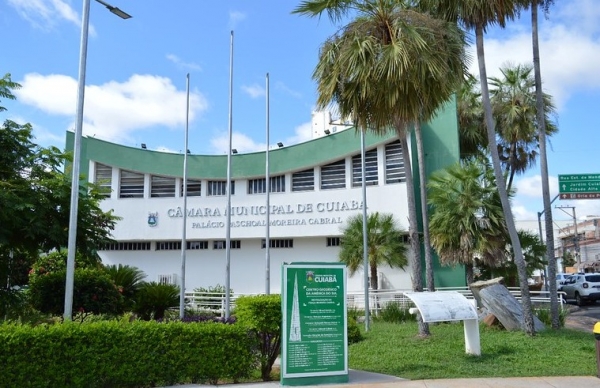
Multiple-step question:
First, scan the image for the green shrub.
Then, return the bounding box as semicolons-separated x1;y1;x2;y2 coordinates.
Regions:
29;250;100;282
0;320;256;387
234;294;281;381
103;264;146;311
134;282;179;320
377;302;416;323
347;316;363;344
534;306;568;328
28;268;122;318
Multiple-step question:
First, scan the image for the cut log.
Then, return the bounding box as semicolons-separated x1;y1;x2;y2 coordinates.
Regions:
470;277;545;332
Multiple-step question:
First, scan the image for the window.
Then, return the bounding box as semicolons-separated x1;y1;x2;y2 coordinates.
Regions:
320;159;346;190
292;169;314;192
156;241;181;250
213;240;241;249
151;175;176;198
326;237;341;247
385;141;406;184
208;180;235;196
248;175;285;194
94;163;112;198
352;148;378;187
187;241;208;250
248;178;266;194
158;274;177;285
100;242;151;251
261;239;294;248
181;179;201;197
119;170;144;198
269;175;286;193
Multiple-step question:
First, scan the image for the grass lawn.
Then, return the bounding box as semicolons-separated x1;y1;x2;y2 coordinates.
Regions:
348;322;597;380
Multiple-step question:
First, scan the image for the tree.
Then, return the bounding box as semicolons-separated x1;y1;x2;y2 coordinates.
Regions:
421;0;537;335
103;264;147;311
294;0;467;336
478;230;547;287
525;0;559;329
339;213;408;290
457;73;487;160
0;73;19;112
428;158;506;284
489;63;557;192
134;282;179;320
0;89;118;258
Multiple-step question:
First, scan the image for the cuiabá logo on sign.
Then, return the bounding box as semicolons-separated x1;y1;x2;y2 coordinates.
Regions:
314;274;337;283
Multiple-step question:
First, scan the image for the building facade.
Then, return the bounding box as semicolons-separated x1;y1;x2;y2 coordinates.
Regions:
66;102;465;294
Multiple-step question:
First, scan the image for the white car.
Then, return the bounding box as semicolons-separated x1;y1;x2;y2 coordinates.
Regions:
555;273;573;291
561;273;600;306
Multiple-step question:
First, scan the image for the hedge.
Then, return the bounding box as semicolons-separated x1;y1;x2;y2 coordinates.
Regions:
0;320;257;387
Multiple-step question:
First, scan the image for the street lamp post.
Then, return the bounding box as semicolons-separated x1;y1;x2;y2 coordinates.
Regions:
63;0;131;321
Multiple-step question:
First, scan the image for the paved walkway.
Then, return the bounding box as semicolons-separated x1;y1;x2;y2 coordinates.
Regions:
168;370;599;388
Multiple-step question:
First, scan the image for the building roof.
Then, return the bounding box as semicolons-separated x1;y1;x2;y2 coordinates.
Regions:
66;127;397;179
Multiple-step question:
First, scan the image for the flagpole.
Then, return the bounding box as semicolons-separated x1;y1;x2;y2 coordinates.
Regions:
265;72;271;295
179;73;190;319
361;130;370;331
225;31;234;319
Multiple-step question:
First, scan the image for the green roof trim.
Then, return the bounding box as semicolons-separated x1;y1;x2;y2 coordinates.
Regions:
65;128;397;180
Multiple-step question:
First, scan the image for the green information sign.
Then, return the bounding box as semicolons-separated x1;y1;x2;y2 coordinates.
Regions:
281;263;348;386
559;174;600;194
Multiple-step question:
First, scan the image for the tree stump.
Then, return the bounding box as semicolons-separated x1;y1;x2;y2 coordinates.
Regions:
470;277;545;332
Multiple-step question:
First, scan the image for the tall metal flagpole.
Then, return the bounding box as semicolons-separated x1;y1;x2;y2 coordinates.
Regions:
179;73;190;319
265;73;271;295
64;0;91;320
361;130;370;331
225;31;234;319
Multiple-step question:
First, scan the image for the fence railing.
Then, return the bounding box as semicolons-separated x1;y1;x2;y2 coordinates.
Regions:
184;287;566;317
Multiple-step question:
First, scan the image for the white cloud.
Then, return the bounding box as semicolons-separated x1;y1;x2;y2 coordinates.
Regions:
229;10;246;29
285;121;313;145
275;81;302;99
513;175;559;198
8;0;83;30
471;1;600;110
241;83;265;99
210;131;266;154
15;73;209;144
166;54;202;72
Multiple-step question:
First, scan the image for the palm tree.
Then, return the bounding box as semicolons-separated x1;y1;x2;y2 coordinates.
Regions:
428;158;507;285
0;73;20;112
294;0;467;336
526;0;559;329
104;264;146;311
421;0;537;335
489;63;557;192
339;212;408;290
457;73;486;160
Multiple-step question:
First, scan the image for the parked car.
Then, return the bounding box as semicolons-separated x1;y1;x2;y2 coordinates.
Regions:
556;273;572;291
561;273;600;306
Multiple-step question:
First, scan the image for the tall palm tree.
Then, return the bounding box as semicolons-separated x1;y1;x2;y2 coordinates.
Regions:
428;158;507;284
525;0;559;329
421;0;537;335
339;212;408;290
489;63;557;192
294;0;467;336
457;73;486;160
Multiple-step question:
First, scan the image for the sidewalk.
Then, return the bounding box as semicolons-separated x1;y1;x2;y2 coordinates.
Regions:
168;369;599;388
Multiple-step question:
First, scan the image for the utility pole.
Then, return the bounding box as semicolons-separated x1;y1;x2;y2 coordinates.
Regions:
556;205;580;272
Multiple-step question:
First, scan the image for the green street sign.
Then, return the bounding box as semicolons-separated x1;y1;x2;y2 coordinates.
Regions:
281;263;348;386
558;174;600;195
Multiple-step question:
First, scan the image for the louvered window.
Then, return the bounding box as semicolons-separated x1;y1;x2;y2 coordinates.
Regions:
151;175;176;198
95;163;112;198
119;170;144;198
385;141;406;184
292;169;314;192
352;149;378;187
181;179;201;197
320;159;346;190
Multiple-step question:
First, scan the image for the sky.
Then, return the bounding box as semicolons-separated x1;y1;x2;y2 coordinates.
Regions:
2;0;600;225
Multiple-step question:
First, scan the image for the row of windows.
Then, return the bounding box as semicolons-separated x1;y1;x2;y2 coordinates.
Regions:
100;238;343;251
95;141;405;199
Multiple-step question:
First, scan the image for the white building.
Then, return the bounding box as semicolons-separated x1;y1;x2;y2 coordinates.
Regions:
67;102;465;294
